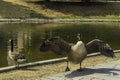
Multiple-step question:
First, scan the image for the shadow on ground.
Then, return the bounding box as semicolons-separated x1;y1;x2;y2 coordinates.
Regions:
65;68;120;78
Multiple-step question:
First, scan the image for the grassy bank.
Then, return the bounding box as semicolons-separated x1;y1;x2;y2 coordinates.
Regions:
1;0;120;19
0;53;120;80
0;1;47;18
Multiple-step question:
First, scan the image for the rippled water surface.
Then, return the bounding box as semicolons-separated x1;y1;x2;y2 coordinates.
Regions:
0;22;120;68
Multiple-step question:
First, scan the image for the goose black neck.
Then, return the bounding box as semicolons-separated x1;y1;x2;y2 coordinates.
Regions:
10;40;14;52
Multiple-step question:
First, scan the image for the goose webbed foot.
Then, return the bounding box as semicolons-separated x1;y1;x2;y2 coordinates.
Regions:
65;66;70;72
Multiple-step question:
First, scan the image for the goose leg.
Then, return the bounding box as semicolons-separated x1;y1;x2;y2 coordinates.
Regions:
16;62;20;69
80;62;82;70
65;60;70;72
77;62;83;71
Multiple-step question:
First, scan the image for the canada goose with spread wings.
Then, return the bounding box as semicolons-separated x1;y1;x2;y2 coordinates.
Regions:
40;36;115;72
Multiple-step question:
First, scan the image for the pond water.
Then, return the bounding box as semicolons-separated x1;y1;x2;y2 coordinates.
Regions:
0;22;120;68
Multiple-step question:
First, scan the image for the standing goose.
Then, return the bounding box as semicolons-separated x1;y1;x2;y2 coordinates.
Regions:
40;36;115;72
8;39;27;68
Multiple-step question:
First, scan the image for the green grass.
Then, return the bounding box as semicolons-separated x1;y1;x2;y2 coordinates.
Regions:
0;1;120;19
0;1;47;18
36;1;120;19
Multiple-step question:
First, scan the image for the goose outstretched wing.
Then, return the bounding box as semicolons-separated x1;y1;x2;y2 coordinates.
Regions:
86;39;115;58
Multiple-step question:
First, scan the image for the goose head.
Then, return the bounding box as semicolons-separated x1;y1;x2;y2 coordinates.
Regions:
9;39;13;44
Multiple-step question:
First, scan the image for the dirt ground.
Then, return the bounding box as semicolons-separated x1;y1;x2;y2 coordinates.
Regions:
0;53;120;80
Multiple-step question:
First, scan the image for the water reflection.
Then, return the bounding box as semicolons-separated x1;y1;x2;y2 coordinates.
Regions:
0;22;120;68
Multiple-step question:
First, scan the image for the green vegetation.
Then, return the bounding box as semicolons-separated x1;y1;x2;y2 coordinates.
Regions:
0;0;120;19
35;1;120;19
0;1;47;18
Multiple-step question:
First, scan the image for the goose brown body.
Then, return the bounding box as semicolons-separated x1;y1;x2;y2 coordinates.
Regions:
68;41;87;64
